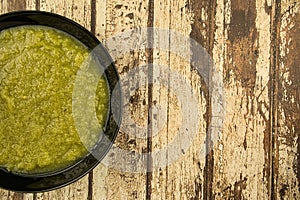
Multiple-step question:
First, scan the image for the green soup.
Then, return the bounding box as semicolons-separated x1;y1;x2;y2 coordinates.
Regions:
0;26;109;174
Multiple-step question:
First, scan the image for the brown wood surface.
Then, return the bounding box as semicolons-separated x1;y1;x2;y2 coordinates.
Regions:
0;0;299;199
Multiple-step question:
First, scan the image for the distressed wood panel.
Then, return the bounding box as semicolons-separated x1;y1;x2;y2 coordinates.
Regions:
191;0;216;199
91;0;150;199
0;192;34;200
39;0;91;30
212;0;271;199
275;0;300;199
149;0;211;199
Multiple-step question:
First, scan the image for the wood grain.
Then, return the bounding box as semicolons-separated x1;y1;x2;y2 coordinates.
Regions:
191;0;217;199
148;0;212;199
91;0;150;199
275;0;300;199
212;0;271;199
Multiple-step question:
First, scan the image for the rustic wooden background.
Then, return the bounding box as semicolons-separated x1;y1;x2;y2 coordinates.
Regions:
0;0;299;199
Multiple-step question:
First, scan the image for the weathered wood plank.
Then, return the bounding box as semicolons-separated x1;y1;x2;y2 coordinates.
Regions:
34;0;91;199
0;192;34;200
149;1;172;199
148;0;212;199
39;0;91;30
275;0;300;199
211;0;271;199
25;0;36;10
91;0;150;199
34;178;90;200
0;1;35;199
192;0;217;199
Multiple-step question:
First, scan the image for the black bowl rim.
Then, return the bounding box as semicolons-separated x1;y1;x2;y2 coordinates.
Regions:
0;10;122;192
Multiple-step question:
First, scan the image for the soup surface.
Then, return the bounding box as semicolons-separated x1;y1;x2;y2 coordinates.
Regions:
0;25;109;173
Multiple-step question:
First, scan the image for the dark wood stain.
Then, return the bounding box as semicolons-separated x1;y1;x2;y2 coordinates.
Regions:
190;0;217;199
263;122;271;195
225;0;274;198
226;0;258;93
279;184;288;199
129;91;141;104
264;0;272;15
270;0;281;198
126;13;134;19
146;0;154;199
90;0;96;35
114;4;122;9
190;0;210;48
220;184;232;199
12;192;24;200
190;0;204;198
8;0;26;11
233;176;247;200
278;13;300;149
189;0;211;86
193;178;202;200
35;0;40;10
278;12;300;192
88;1;97;199
88;171;94;200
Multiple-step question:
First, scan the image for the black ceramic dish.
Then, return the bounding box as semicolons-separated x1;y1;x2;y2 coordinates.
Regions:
0;11;122;192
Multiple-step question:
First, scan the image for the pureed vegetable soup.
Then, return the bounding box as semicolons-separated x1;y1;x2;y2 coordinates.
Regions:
0;25;109;174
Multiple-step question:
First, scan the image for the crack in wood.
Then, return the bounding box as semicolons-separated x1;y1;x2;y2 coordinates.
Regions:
146;0;154;199
270;0;282;199
35;0;40;10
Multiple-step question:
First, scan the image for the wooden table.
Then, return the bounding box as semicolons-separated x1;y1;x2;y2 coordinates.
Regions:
0;0;299;199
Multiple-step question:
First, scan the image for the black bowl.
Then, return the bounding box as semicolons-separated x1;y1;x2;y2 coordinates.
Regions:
0;11;122;192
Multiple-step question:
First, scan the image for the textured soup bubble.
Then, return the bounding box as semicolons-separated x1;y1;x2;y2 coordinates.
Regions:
0;26;109;173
